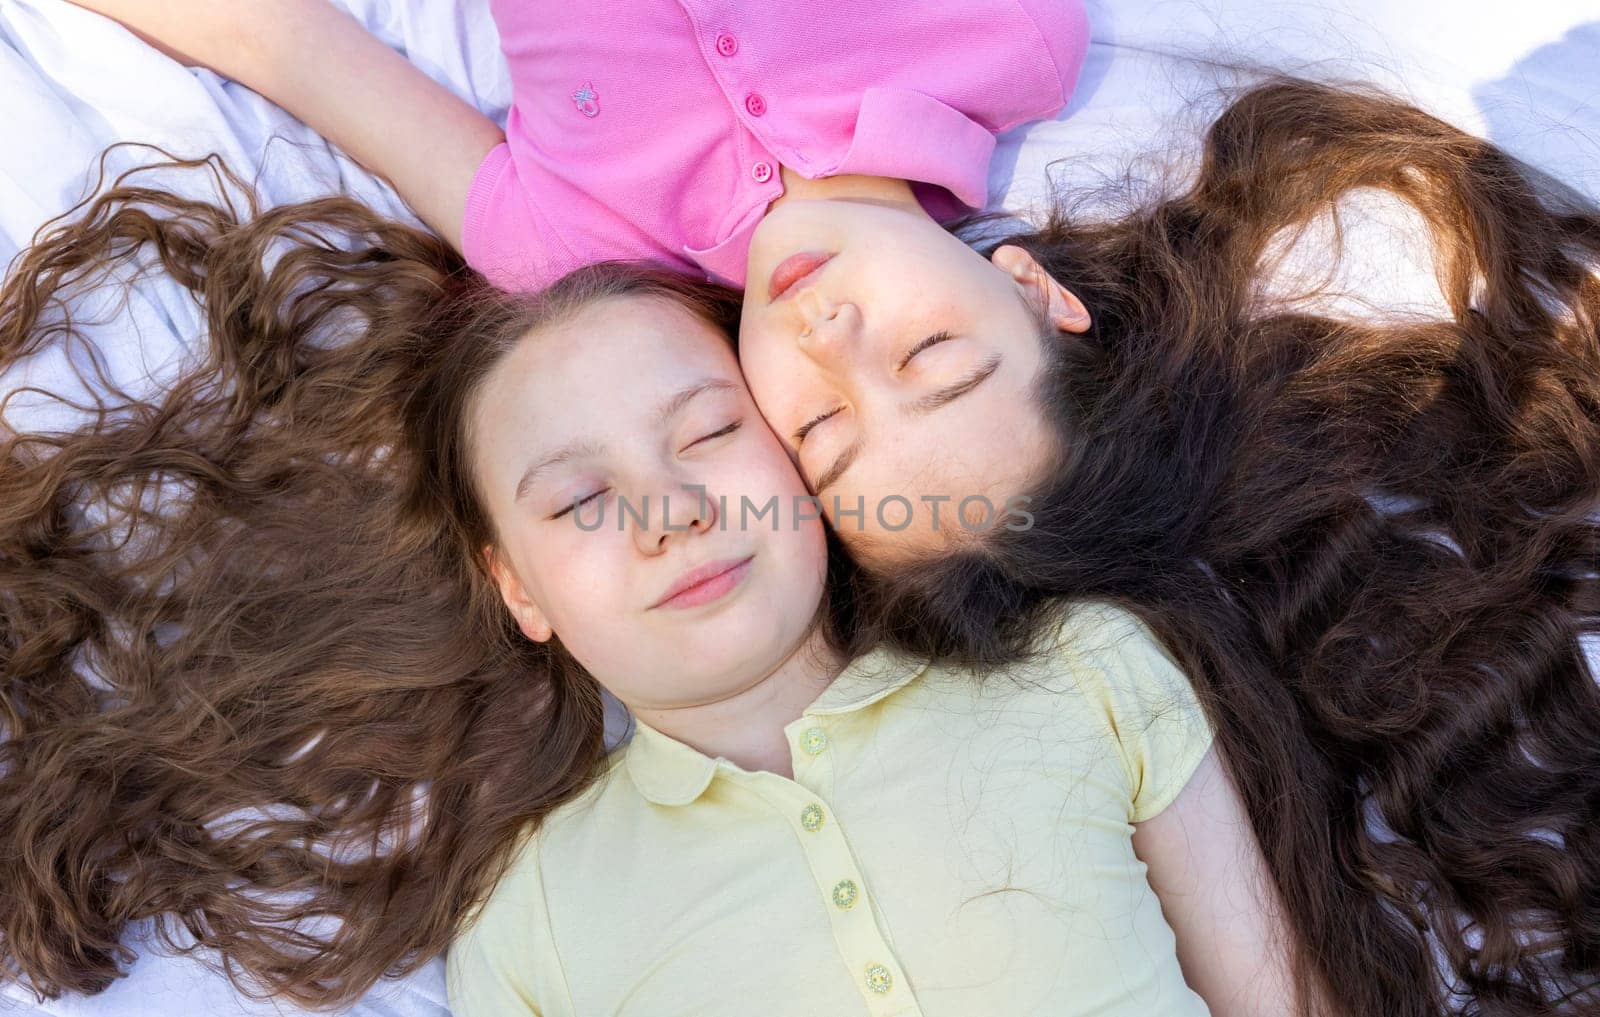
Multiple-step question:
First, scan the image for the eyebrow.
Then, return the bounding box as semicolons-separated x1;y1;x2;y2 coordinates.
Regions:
513;377;740;502
653;378;740;428
808;355;1003;493
811;437;863;494
514;438;606;503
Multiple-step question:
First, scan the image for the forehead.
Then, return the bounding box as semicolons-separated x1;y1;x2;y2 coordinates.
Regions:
485;296;741;415
471;296;743;470
525;295;733;381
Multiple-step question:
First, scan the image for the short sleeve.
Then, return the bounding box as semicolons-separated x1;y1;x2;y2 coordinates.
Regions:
1009;0;1092;122
445;904;542;1017
444;824;554;1017
1065;602;1217;824
460;142;579;292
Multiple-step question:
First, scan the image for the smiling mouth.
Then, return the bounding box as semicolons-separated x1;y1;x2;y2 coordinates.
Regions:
649;556;756;611
768;251;834;302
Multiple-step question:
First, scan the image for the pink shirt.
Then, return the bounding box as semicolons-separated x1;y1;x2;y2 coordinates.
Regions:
463;0;1091;291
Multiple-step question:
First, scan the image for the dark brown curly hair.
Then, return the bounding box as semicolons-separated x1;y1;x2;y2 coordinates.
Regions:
854;77;1600;1015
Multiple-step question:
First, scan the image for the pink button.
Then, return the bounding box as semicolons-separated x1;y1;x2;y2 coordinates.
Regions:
751;161;773;183
745;93;767;117
715;33;737;57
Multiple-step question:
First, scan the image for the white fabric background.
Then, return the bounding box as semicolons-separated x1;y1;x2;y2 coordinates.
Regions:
0;1;1596;1013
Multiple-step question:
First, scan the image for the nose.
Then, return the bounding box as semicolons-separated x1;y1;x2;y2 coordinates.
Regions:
795;292;863;370
629;479;719;556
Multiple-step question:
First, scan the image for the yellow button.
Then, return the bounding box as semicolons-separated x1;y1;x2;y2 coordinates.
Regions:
831;879;858;910
864;962;893;994
800;803;825;832
800;726;828;755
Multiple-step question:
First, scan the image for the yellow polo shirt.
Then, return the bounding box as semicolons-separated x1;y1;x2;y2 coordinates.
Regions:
447;600;1216;1016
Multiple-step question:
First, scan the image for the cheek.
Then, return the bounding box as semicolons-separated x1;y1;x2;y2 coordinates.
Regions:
756;458;831;565
523;531;626;637
701;460;791;523
739;336;798;419
704;454;825;548
744;447;812;502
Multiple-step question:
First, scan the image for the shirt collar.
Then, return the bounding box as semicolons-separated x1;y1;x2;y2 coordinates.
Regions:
625;645;930;807
682;88;995;289
833;86;996;213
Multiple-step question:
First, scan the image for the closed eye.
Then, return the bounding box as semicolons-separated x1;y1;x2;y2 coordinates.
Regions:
550;487;608;520
794;407;842;444
897;330;955;371
684;420;742;450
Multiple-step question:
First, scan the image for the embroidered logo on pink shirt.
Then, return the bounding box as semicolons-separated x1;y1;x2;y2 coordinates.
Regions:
572;82;600;118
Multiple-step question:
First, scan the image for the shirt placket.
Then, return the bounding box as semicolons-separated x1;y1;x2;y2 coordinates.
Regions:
698;22;786;191
741;717;925;1017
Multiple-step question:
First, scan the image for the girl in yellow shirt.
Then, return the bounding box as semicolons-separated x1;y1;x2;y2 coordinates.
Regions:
448;269;1289;1016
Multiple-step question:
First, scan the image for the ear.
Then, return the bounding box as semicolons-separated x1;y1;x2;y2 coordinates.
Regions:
481;543;554;643
991;244;1092;334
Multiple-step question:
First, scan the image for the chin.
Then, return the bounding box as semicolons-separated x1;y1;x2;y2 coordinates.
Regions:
755;204;828;251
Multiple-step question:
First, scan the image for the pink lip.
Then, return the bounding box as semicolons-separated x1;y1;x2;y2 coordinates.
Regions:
768;251;833;302
649;556;755;610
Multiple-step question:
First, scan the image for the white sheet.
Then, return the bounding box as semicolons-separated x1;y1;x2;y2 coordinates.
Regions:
1;1;1596;1014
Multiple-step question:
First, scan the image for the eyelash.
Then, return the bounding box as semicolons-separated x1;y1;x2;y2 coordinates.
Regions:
547;420;743;519
687;420;742;449
897;330;955;371
795;407;840;444
551;488;607;520
797;332;956;445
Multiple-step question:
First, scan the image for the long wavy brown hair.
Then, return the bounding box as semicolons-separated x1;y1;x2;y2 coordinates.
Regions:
857;77;1600;1015
2;75;1597;1016
0;152;859;1008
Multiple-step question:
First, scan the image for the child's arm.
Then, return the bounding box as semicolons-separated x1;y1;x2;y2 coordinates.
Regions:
64;0;503;252
1133;748;1321;1017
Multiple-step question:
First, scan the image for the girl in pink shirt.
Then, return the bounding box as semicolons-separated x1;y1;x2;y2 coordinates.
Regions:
71;0;1099;563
